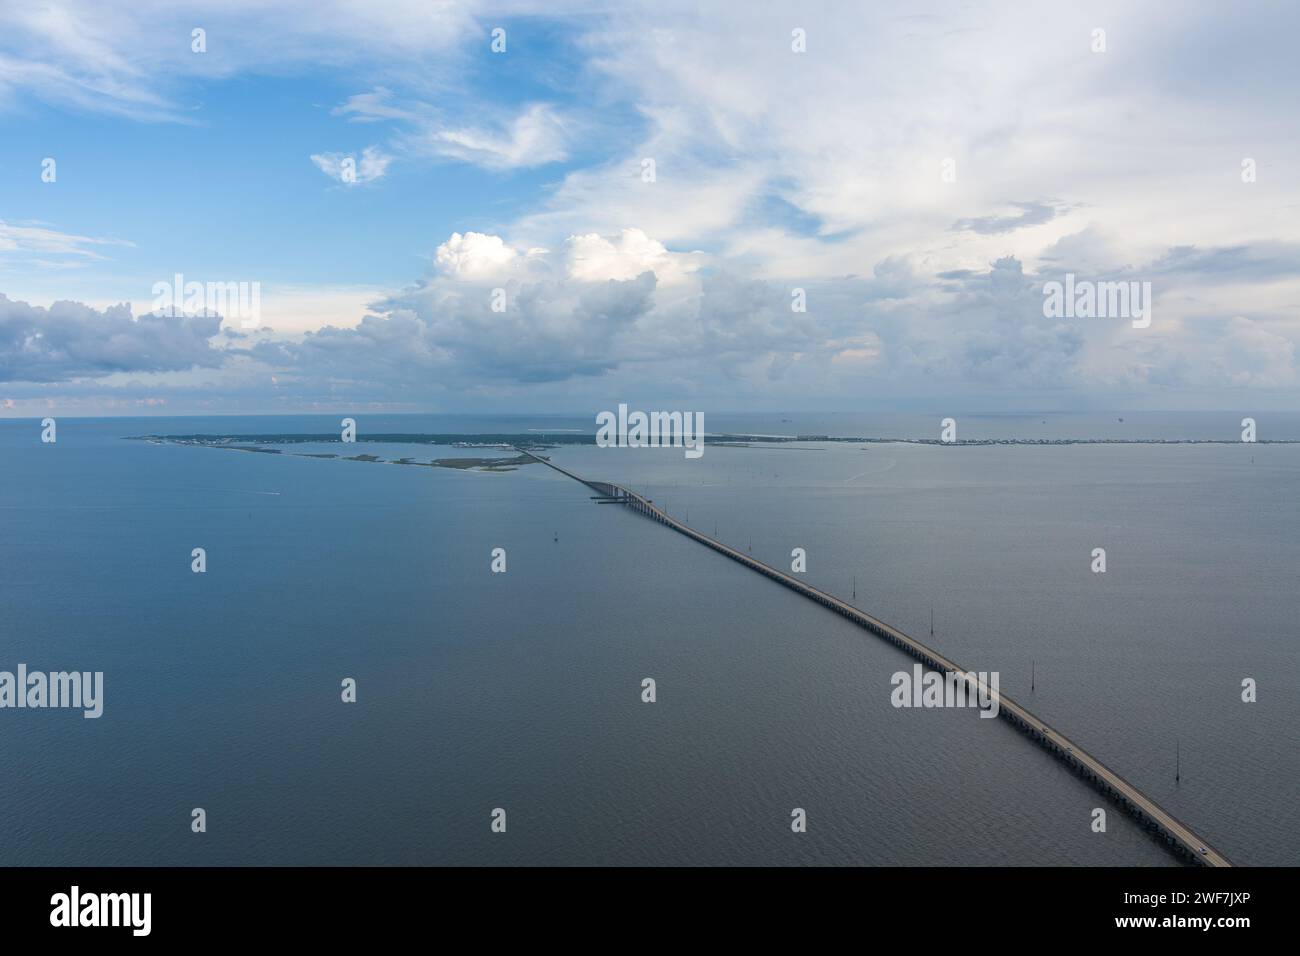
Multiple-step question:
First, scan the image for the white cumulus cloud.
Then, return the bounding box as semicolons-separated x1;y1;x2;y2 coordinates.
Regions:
433;232;521;280
564;228;703;284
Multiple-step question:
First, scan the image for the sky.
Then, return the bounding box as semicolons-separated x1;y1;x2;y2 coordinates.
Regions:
1;0;1298;416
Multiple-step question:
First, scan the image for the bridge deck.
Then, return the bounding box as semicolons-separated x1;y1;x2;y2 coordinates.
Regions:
518;448;1232;867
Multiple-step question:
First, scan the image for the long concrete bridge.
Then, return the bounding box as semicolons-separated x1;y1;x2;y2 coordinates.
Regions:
519;448;1233;867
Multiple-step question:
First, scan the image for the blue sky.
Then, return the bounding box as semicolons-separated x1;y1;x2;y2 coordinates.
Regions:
1;15;619;297
2;1;1299;415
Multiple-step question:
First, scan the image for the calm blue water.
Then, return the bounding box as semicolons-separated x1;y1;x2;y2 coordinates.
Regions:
1;413;1295;865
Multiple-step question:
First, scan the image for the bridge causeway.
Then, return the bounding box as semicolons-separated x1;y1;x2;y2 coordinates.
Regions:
518;448;1233;867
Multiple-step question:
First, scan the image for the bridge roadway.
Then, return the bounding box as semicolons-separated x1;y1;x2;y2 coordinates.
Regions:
518;448;1233;867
